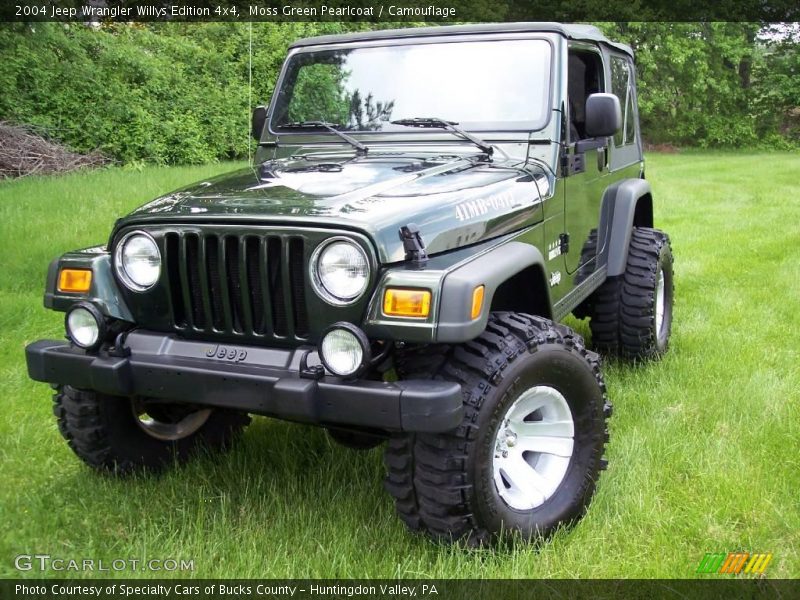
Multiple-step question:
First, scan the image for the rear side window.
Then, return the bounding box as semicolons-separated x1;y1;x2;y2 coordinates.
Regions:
610;56;636;146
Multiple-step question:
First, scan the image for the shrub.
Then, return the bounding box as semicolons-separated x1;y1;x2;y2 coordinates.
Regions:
0;22;796;165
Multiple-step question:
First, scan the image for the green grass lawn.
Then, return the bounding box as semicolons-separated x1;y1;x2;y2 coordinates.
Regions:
0;153;798;579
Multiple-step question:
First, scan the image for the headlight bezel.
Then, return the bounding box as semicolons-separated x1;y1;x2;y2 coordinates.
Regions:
114;230;161;292
309;237;371;306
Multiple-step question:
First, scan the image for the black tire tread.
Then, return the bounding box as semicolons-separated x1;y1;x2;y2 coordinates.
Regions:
53;387;119;471
53;386;250;475
590;227;672;359
385;313;611;544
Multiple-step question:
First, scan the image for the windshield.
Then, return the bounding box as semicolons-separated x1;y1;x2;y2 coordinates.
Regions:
271;39;553;133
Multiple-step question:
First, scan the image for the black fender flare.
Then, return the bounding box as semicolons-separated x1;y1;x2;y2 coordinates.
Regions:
599;179;654;277
436;241;549;343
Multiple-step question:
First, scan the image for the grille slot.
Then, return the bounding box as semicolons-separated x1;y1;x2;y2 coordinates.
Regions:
224;236;243;333
245;237;266;335
165;231;308;340
267;237;288;336
185;234;205;328
164;234;185;327
205;236;224;330
289;238;309;337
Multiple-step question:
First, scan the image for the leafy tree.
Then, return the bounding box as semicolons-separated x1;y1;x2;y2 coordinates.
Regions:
751;24;800;146
0;21;796;165
597;22;798;148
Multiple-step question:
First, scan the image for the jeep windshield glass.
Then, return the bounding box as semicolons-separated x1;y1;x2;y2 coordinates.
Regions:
271;39;552;133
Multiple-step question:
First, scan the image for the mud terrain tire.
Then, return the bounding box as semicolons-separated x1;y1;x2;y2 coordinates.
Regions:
589;227;674;360
385;313;611;544
53;386;250;474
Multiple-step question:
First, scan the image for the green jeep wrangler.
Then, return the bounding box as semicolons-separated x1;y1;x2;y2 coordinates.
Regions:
26;23;674;544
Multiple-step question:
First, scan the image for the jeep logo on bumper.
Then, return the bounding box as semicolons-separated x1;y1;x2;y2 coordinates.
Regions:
205;345;247;363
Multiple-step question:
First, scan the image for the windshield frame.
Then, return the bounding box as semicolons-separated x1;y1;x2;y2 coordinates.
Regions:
266;33;556;138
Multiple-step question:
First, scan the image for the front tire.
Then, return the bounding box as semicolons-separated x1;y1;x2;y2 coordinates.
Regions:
384;313;611;544
53;386;250;475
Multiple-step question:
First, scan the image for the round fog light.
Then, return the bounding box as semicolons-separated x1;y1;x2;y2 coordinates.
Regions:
319;323;371;378
65;303;105;350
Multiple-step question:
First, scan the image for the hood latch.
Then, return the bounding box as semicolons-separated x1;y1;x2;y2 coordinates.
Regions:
399;224;428;268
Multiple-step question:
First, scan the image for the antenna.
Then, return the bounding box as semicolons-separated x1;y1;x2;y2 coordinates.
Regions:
248;21;253;165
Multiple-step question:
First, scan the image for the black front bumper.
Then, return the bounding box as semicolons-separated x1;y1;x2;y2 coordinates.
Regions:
25;332;464;433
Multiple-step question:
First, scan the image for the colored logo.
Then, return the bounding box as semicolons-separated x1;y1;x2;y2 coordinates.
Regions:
696;552;773;575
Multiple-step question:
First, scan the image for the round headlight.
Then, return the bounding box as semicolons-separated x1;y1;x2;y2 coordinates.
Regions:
65;303;105;350
319;323;371;378
115;231;161;291
311;238;369;305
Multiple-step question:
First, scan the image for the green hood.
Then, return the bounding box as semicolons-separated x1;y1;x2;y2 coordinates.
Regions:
118;153;548;263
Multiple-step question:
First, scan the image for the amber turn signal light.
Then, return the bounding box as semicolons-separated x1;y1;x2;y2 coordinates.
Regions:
471;285;485;320
58;269;92;293
383;288;431;318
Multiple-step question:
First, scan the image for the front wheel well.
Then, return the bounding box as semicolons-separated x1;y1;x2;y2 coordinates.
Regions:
489;265;552;319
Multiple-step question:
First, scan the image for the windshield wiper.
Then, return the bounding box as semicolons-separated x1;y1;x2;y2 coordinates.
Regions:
280;121;367;155
390;117;493;156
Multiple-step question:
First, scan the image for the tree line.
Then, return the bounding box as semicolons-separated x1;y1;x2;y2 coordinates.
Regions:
0;22;797;166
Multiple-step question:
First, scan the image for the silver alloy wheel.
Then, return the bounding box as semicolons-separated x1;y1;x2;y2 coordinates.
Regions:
655;268;666;336
492;386;575;510
132;399;212;441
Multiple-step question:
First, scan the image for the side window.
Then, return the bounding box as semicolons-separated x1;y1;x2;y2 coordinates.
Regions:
567;49;605;142
610;56;636;146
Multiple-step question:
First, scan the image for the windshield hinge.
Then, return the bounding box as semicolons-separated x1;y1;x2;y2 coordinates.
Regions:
560;151;585;176
399;224;428;268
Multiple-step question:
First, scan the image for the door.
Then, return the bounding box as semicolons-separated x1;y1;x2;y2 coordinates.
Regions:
563;47;612;276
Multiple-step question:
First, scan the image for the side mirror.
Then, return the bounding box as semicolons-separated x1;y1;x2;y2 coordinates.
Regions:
251;105;267;140
585;93;621;138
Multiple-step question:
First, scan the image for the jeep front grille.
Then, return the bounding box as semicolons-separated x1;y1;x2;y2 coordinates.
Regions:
163;231;310;340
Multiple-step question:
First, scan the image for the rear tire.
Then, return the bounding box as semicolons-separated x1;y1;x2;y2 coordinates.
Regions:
53;386;250;475
384;313;611;544
589;227;674;360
